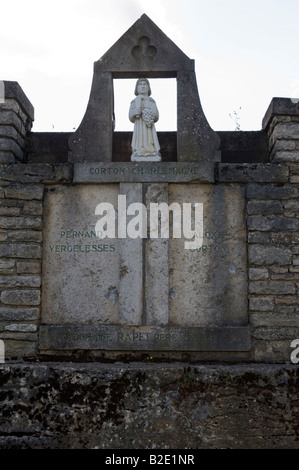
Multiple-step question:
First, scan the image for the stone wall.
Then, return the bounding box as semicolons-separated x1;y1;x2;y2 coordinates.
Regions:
1;84;299;449
0;163;72;358
0;87;299;363
0;363;298;449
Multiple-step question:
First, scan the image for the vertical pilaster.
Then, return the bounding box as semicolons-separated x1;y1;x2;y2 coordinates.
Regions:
118;183;143;325
145;184;169;326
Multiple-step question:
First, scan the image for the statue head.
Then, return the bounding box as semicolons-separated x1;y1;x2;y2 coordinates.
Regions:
134;78;151;96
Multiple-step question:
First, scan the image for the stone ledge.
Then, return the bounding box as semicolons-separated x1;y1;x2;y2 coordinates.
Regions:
0;362;297;449
39;324;251;352
73;162;214;183
0;164;73;183
218;163;289;183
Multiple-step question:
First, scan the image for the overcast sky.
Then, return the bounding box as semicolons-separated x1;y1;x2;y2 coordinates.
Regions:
1;0;299;132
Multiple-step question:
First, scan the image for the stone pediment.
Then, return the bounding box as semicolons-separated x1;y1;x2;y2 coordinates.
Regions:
95;14;194;77
68;14;220;170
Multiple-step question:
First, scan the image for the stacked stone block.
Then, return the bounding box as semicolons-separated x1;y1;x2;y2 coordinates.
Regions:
0;163;72;358
248;98;299;361
0;81;34;163
0;180;43;357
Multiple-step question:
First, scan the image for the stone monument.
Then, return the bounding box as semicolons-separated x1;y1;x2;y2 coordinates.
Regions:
39;14;250;356
1;14;299;450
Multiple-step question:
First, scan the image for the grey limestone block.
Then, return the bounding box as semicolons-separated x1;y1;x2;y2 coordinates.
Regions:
0;244;42;259
218;163;289;183
4;184;44;200
248;245;292;265
0;216;42;230
247;183;299;200
0;276;41;288
0;307;39;322
1;289;41;306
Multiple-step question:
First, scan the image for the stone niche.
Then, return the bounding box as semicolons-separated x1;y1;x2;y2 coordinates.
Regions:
39;15;250;356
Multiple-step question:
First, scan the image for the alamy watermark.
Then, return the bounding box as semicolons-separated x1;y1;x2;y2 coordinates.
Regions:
95;196;203;250
0;81;5;104
0;340;5;363
290;339;299;364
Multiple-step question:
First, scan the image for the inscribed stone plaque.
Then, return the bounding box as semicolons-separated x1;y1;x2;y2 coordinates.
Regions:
168;184;247;326
42;185;120;324
41;182;249;352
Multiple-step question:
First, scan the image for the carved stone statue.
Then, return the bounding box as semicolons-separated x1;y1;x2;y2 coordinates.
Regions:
129;78;161;161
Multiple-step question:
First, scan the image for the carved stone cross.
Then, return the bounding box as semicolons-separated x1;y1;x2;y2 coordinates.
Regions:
132;36;157;66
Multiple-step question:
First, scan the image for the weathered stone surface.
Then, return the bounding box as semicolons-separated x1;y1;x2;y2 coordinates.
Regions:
0;198;23;208
0;260;15;275
16;262;41;274
252;327;299;340
271;123;299;140
4;184;43;200
248;215;299;231
0;137;22;159
7;231;42;243
145;184;169;325
290;175;299;183
249;296;274;311
0;164;72;184
0;110;25;135
118;183;143;326
248;245;292;265
271;139;296;153
2;81;34;122
22;201;43;216
39;325;250;351
0;307;39;321
218;130;269;163
270;233;299;245
42;185;119;324
0;206;20;216
248;232;270;244
283;199;299;211
290;163;299;174
248;268;269;280
176;70;220;165
250;313;299;327
0;216;42;230
247;184;299;200
247;200;283;215
0;125;25;148
0;275;41;288
0;231;6;242
68;72;114;163
218;163;288;183
0;289;40;306
249;281;295;295
262;97;299;129
273;151;299;162
4;323;37;332
0;363;298;449
0;152;15;164
73;162;214;183
1;340;36;358
168;184;247;326
1;331;37;342
276;296;299;306
0;244;42;259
